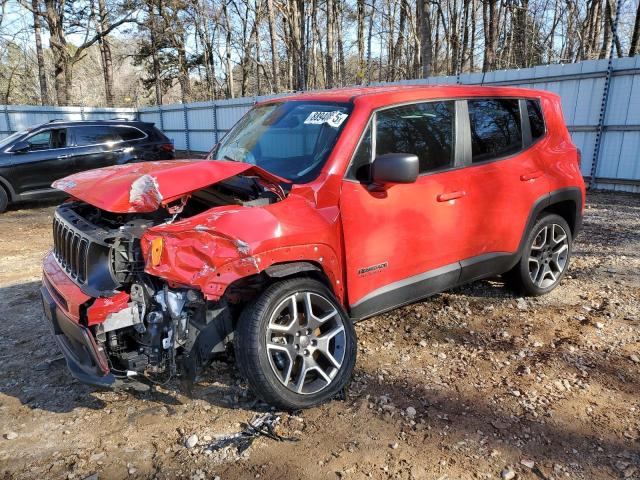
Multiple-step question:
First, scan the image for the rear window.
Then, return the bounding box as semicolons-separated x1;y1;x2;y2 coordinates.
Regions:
468;99;522;163
72;126;120;146
526;99;545;140
115;126;146;141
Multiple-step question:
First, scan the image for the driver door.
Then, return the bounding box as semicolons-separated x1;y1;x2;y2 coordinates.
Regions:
9;127;74;195
340;100;469;319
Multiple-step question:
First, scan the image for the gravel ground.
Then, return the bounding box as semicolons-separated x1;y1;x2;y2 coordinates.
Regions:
0;190;638;480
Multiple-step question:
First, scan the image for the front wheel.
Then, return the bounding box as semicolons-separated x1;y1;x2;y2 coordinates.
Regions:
504;213;573;296
235;278;357;410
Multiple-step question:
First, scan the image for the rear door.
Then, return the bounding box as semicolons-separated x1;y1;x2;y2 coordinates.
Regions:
458;97;550;281
340;100;470;318
69;126;123;173
8;127;74;194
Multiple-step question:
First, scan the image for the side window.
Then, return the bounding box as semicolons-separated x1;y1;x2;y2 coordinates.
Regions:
468;99;522;163
526;99;545;140
348;123;372;181
376;101;455;173
72;126;120;146
50;128;67;148
116;126;146;141
26;130;51;151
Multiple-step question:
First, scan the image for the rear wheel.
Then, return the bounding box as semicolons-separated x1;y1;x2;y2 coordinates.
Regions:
504;213;572;296
0;187;8;213
235;278;357;410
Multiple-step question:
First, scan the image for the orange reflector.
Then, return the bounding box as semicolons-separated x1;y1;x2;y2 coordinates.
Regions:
150;237;163;266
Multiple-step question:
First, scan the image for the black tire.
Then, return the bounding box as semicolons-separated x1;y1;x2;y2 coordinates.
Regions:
235;278;357;410
504;213;572;296
0;187;8;214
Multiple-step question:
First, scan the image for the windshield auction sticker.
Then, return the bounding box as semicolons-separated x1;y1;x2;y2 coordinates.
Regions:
304;111;349;128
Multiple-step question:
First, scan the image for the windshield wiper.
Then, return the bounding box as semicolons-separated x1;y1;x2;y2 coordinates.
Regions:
223;155;238;162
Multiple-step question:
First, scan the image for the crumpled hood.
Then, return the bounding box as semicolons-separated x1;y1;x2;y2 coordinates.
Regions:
52;159;287;213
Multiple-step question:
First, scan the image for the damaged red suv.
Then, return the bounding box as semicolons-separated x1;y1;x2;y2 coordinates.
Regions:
41;86;585;409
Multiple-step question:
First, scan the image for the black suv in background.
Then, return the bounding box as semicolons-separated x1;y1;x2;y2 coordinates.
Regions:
0;119;174;212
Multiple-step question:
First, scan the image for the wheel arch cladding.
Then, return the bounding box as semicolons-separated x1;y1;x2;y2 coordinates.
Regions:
513;187;582;265
541;199;579;235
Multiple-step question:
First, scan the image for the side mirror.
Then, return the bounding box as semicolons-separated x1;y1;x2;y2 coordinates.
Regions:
11;141;30;153
371;153;419;185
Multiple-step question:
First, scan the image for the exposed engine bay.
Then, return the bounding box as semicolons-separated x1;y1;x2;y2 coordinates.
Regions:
52;174;282;387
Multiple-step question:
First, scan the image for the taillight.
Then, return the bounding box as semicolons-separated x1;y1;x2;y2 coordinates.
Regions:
160;143;174;153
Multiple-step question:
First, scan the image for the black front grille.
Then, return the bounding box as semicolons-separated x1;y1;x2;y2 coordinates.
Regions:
53;216;90;283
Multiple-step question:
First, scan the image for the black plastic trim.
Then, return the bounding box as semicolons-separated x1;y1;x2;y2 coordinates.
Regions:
265;261;321;278
459;252;516;284
41;285;116;387
349;263;460;320
520;99;533;148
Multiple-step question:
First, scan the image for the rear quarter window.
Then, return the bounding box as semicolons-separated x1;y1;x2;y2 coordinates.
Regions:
115;126;147;141
526;99;546;140
468;98;522;163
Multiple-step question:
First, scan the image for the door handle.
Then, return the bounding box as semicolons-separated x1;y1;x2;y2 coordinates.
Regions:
437;191;466;202
56;154;70;159
520;171;543;181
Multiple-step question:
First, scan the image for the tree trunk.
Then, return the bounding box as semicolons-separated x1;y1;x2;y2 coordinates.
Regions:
393;0;407;80
326;0;334;88
97;0;115;107
366;0;375;83
223;1;234;98
32;0;49;105
417;0;432;78
43;0;69;106
470;0;476;70
357;0;365;83
150;27;163;105
482;0;498;71
631;0;640;57
266;0;280;92
600;0;613;59
460;0;471;72
335;0;344;86
177;39;191;102
515;0;528;68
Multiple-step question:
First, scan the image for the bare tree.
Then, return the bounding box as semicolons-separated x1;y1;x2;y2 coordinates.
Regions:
417;0;432;77
326;0;335;88
32;0;49;105
631;0;640;57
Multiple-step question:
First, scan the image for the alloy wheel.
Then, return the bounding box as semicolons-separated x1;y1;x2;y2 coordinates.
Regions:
528;223;569;288
265;291;346;395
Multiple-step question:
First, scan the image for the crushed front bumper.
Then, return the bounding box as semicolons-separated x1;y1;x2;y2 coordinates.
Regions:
41;252;117;388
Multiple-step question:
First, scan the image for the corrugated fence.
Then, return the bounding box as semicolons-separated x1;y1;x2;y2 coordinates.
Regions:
2;56;639;192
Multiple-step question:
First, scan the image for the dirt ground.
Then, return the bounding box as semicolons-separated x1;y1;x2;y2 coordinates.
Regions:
0;190;638;480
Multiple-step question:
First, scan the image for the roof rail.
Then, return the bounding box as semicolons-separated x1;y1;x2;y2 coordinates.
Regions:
111;117;132;121
47;118;66;123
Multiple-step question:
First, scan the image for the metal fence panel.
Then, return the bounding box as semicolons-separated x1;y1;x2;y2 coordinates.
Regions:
0;105;137;140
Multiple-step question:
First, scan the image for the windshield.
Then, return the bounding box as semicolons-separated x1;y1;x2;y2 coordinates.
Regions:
0;130;27;150
209;101;352;183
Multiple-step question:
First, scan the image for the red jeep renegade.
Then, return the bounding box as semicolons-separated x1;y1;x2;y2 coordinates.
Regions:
41;86;585;409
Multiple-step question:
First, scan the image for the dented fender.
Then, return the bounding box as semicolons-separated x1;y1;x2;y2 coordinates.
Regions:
140;197;345;303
